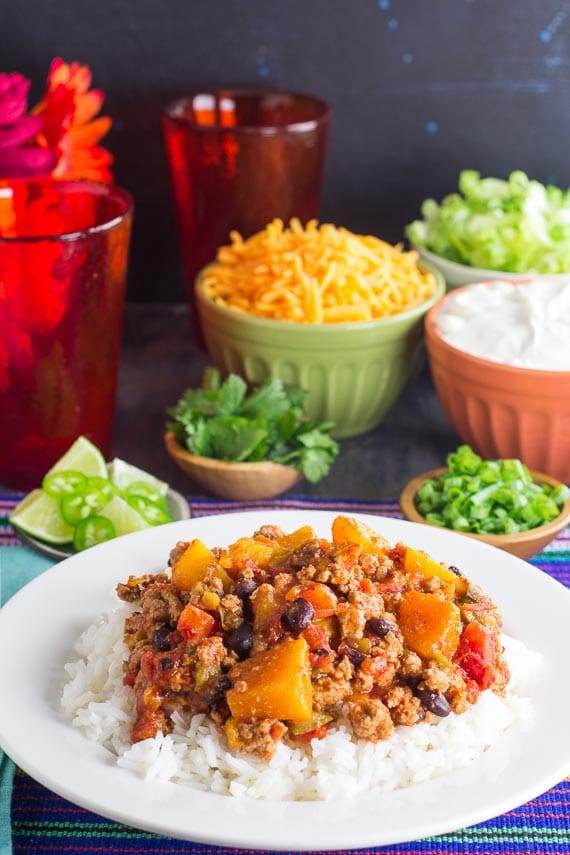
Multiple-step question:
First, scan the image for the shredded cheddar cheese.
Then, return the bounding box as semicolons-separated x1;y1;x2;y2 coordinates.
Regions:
201;219;437;324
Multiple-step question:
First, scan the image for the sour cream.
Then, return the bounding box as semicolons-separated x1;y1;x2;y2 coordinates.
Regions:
434;279;570;371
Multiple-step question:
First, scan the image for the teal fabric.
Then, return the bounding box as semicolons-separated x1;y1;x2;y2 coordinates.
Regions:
0;546;54;605
0;544;55;855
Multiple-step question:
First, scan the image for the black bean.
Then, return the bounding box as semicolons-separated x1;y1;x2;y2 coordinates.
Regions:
365;617;396;638
343;646;367;667
218;675;232;692
152;626;172;652
281;598;314;634
234;577;258;599
448;565;463;577
160;657;173;671
415;688;451;717
225;622;254;659
208;675;232;711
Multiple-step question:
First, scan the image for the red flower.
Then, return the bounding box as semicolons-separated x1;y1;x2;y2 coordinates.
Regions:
33;58;113;182
0;72;55;179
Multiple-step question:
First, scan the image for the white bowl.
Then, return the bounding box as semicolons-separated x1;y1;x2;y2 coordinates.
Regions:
414;245;570;290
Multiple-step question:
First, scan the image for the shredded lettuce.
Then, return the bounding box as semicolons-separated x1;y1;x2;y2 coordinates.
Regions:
406;170;570;274
415;444;569;535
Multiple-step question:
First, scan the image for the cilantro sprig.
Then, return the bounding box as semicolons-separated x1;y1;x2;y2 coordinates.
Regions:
167;370;339;484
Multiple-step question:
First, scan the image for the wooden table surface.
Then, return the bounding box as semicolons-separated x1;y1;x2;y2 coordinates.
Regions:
111;303;461;501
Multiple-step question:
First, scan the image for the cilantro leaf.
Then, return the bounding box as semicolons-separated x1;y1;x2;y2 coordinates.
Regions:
215;375;247;416
184;419;212;457
299;447;335;484
207;416;268;461
239;377;291;421
167;371;339;484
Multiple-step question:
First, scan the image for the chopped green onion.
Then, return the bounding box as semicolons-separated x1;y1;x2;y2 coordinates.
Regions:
413;444;567;536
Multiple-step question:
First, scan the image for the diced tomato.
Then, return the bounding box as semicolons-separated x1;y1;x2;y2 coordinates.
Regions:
177;604;216;640
333;542;362;574
454;621;496;689
302;624;334;669
138;647;186;690
310;649;335;670
463;676;481;704
294;723;329;742
386;543;406;564
267;609;286;644
131;685;165;743
360;653;388;678
303;623;329;650
375;579;404;595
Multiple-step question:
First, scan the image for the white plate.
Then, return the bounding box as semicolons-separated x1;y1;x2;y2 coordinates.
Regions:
0;510;569;851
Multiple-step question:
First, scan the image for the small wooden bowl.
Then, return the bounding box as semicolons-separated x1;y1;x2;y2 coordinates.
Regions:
164;432;302;500
400;466;570;561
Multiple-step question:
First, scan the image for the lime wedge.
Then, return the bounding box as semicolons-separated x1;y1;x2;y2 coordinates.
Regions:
10;490;74;544
45;436;107;480
107;458;169;496
98;496;152;536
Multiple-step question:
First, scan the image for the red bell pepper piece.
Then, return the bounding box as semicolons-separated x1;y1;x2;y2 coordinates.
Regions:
454;621;496;689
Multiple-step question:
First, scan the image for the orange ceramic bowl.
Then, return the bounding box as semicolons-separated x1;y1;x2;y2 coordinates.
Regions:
425;287;570;484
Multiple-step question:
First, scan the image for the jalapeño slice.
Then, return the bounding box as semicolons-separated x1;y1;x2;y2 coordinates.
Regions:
73;516;117;551
42;470;88;498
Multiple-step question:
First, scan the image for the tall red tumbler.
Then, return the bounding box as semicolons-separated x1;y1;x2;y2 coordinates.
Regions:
162;90;331;337
0;179;133;489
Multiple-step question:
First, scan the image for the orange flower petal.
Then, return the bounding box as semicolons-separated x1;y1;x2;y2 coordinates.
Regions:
73;90;104;125
68;116;112;146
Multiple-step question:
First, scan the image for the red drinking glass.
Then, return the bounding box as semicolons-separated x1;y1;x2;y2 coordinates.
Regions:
162;90;331;337
0;179;133;489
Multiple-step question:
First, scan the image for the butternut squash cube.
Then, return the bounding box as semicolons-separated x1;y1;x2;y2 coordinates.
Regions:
404;547;468;597
268;525;316;566
227;637;312;722
172;539;217;591
331;515;389;556
219;536;276;576
277;525;315;552
398;590;462;661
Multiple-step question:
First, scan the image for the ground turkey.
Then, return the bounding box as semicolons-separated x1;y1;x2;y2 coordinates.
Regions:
348;696;395;741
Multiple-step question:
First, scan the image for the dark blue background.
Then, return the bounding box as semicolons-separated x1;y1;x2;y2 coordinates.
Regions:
2;0;568;299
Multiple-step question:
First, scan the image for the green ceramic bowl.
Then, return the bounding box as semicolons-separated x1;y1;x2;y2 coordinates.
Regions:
195;263;445;438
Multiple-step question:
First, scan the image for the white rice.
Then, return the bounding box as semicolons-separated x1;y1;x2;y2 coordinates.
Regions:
61;604;539;801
